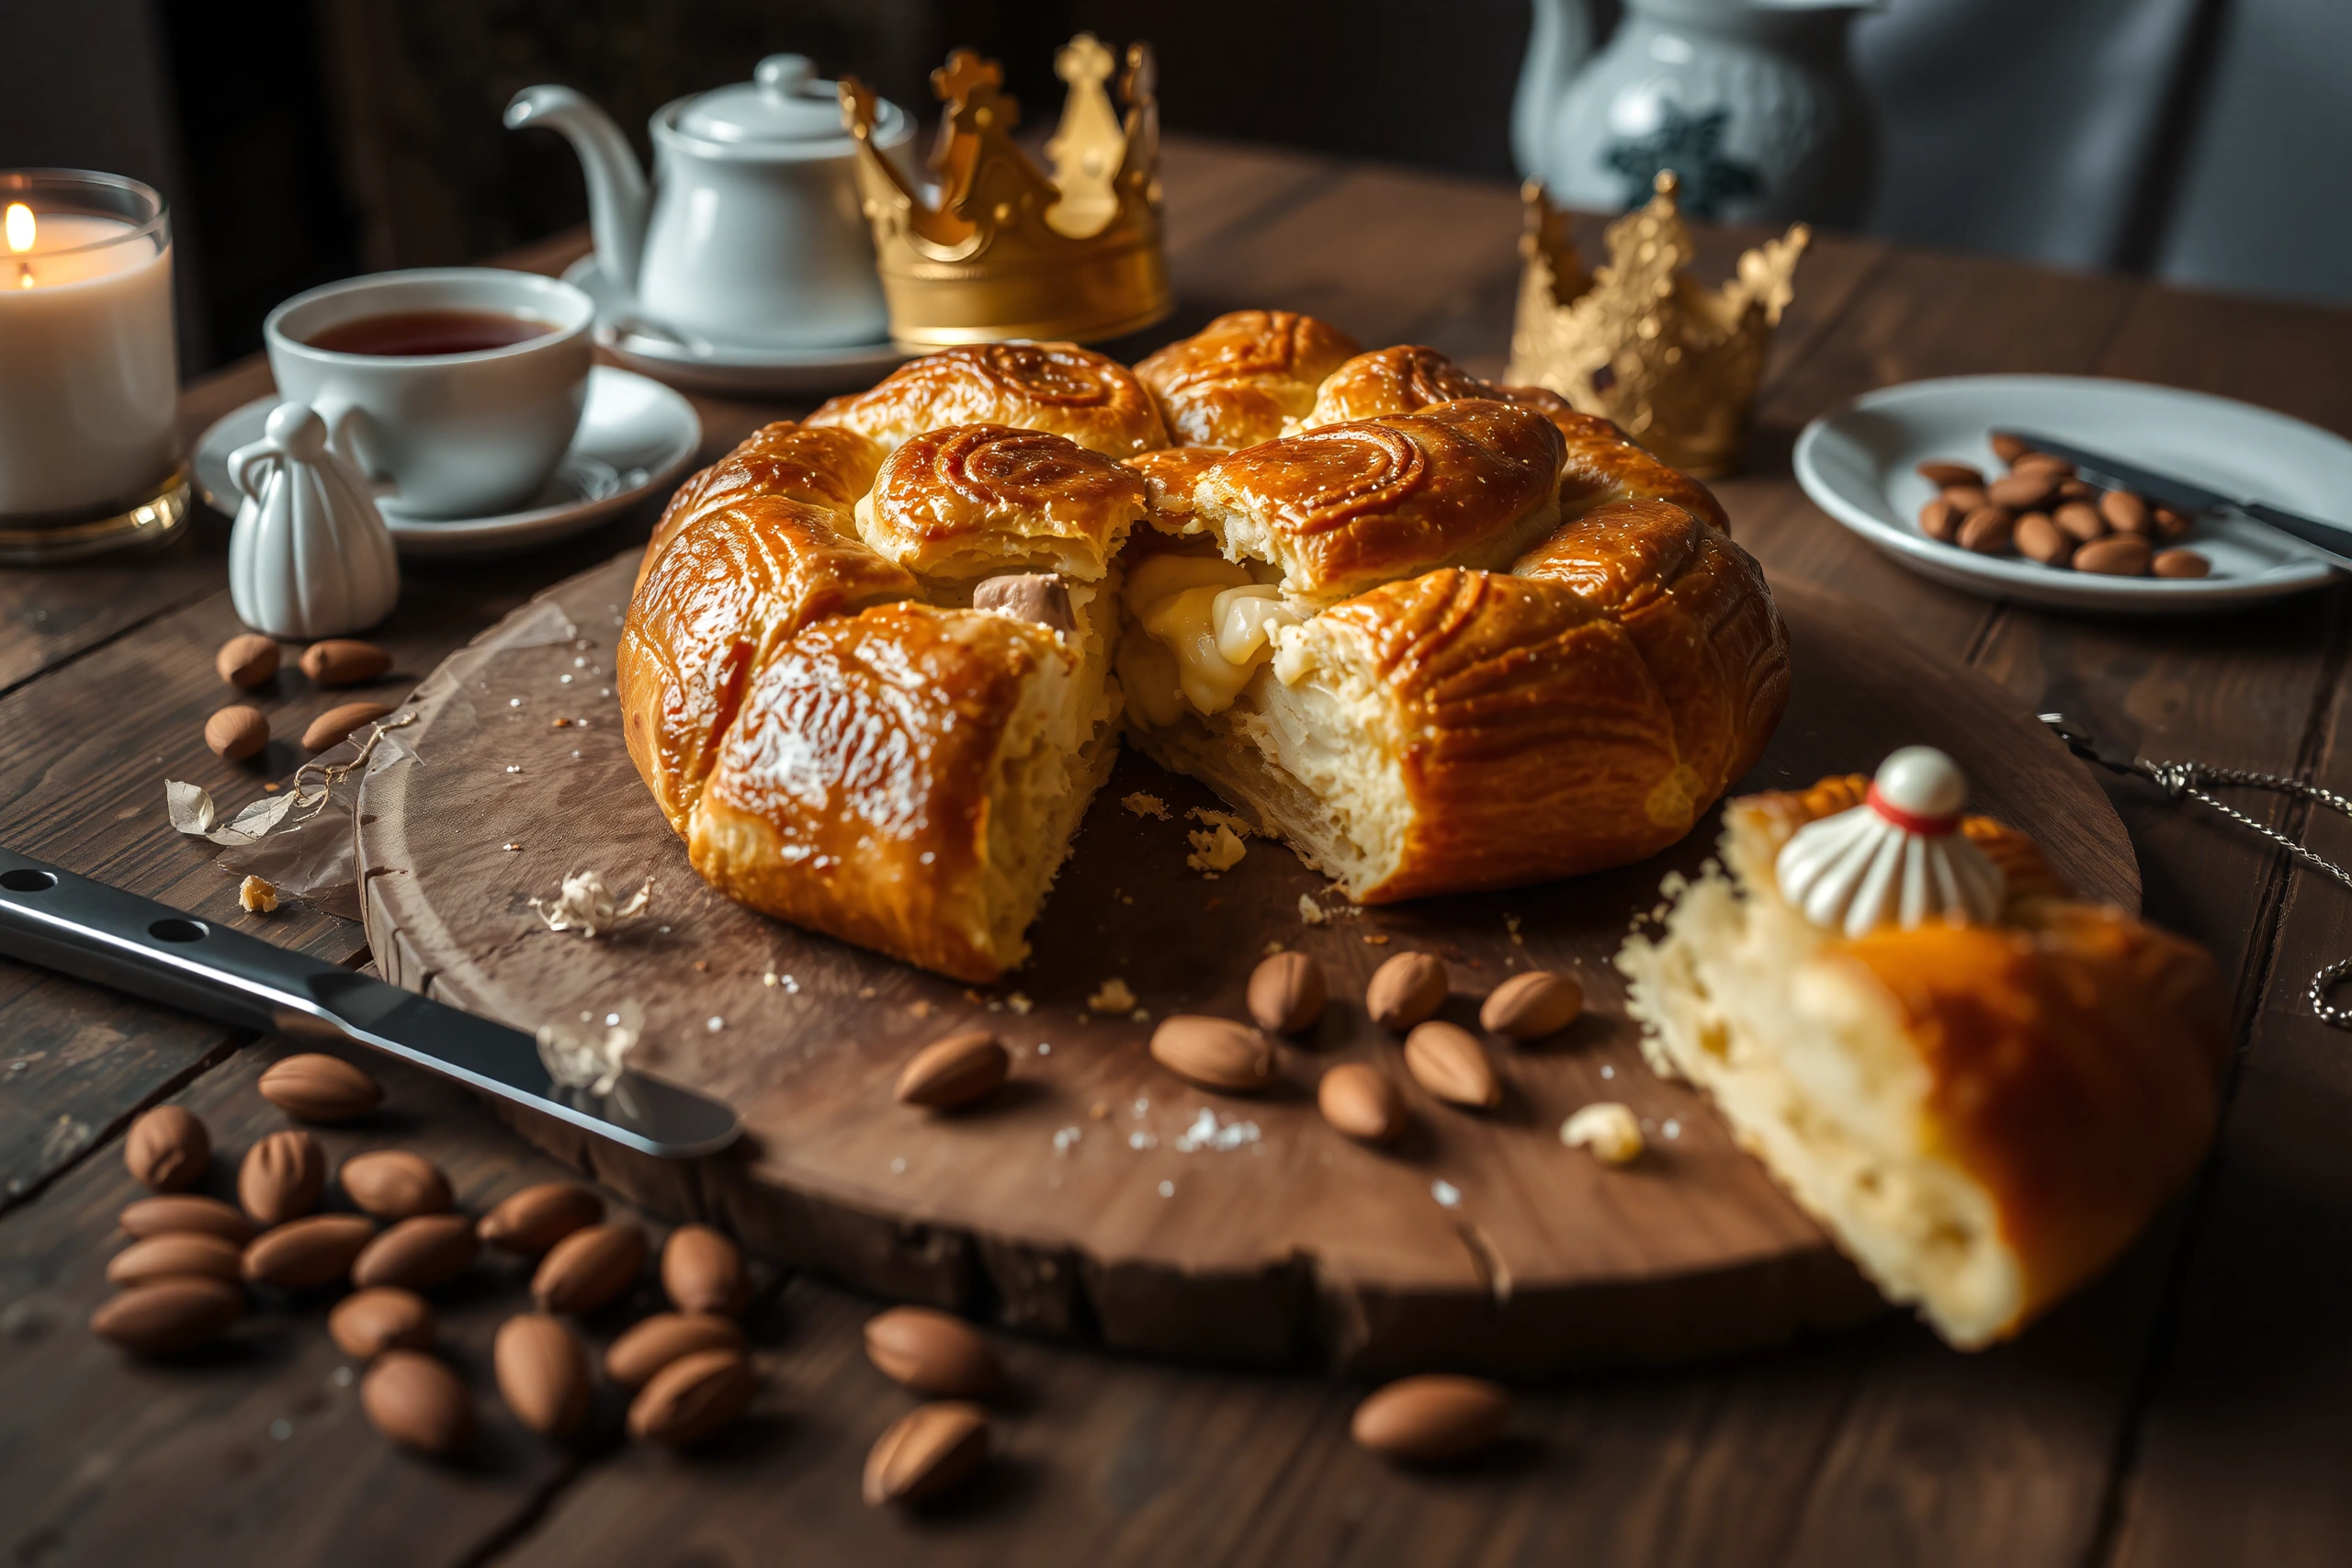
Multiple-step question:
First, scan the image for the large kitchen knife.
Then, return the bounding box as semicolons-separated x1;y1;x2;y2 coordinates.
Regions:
1993;429;2352;572
0;845;739;1158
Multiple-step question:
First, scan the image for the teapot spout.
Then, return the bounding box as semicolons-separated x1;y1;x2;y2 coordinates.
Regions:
505;85;650;297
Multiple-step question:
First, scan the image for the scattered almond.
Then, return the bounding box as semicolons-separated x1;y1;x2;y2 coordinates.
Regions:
243;1213;377;1290
204;705;269;761
2009;452;2075;479
1403;1021;1499;1109
1956;505;2013;554
1939;483;1987;513
2074;535;2152;577
119;1193;254;1246
2052;501;2107;543
329;1286;435;1359
2057;476;2097;502
339;1148;453;1220
495;1313;593;1438
107;1231;244;1288
352;1213;478;1292
1148;1015;1277;1093
2099;489;2152;536
1915;460;1981;488
606;1312;747;1390
1365;952;1448;1032
864;1401;990;1506
864;1306;1003;1397
1478;970;1582;1039
257;1053;383;1122
301;701;394;753
88;1276;242;1355
532;1221;648;1314
215;632;279;689
1990;432;2030;464
2152;504;2191;540
2014;512;2073;566
299;638;392;686
238;1129;326;1225
628;1347;756;1447
123;1104;209;1192
662;1224;749;1317
1317;1063;1408;1145
1351;1374;1510;1462
479;1181;605;1255
2153;547;2211;580
1986;471;2055;510
362;1349;475;1454
893;1031;1009;1110
1916;496;1959;542
1563;1101;1645;1164
1247;950;1326;1034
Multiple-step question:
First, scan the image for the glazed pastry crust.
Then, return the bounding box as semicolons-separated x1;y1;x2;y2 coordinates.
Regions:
858;423;1148;584
641;422;884;582
1133;310;1362;447
1125;446;1229;535
807;342;1168;458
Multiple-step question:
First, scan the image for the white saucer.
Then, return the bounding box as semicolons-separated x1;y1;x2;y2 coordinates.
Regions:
194;365;701;558
1793;375;2347;614
562;257;907;397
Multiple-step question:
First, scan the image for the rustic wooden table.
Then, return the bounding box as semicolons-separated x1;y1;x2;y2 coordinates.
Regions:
5;136;2349;1567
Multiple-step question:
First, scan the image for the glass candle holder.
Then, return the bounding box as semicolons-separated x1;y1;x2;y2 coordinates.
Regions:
0;169;188;562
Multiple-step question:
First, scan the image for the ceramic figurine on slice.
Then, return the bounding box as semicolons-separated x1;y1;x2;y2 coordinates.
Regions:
226;401;400;639
1775;745;2005;937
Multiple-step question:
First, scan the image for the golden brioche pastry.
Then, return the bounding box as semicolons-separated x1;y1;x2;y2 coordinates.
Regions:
642;422;884;580
807;342;1168;457
1125;446;1228;535
1617;775;2225;1348
1133;310;1362;447
856;423;1148;585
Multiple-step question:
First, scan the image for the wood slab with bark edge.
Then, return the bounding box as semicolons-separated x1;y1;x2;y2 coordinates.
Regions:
356;554;2137;1374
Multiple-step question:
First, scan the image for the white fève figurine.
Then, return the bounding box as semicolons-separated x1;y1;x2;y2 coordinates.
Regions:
226;401;400;639
1774;745;2005;938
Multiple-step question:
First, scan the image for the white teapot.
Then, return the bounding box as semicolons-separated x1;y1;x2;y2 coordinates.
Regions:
506;55;914;351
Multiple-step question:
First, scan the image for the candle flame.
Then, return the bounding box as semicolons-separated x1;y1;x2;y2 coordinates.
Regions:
4;204;31;254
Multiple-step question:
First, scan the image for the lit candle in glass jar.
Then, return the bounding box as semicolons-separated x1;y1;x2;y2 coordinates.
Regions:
0;170;186;560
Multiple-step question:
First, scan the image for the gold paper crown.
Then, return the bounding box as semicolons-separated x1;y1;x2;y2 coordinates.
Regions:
841;36;1173;351
1505;173;1808;478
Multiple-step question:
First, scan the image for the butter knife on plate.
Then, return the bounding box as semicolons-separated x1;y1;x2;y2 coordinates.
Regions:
0;845;740;1159
1993;429;2352;572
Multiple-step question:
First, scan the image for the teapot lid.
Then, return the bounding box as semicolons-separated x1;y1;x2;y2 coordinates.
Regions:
677;54;863;147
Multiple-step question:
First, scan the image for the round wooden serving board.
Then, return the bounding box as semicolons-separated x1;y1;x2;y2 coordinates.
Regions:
357;555;2137;1375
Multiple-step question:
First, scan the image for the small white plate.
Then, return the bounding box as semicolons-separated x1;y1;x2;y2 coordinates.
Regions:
563;257;907;397
1793;375;2347;614
195;366;701;558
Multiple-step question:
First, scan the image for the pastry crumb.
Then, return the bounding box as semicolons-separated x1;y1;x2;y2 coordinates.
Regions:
1007;991;1034;1015
1563;1102;1644;1165
1122;792;1170;820
1297;894;1328;926
909;999;932;1019
1186;807;1257;839
1362;933;1390;945
857;986;877;1000
1263;940;1285;955
1506;912;1525;946
1186;823;1246;874
1088;976;1138;1013
238;875;278;914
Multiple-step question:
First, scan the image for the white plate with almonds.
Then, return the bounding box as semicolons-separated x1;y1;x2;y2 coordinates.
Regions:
1794;375;2346;613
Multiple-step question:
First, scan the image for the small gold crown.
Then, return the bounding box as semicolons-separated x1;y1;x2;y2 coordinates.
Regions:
1505;173;1808;479
841;36;1173;352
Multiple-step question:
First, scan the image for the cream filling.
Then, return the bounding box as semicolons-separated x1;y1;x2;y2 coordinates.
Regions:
1120;554;1306;723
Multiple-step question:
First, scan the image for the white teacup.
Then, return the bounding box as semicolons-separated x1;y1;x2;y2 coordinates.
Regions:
264;268;595;520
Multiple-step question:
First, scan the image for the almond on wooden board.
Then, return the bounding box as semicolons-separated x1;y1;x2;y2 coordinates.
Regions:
662;1224;750;1316
257;1054;382;1122
1317;1063;1407;1145
299;638;392;686
1148;1015;1277;1093
107;1232;245;1287
865;1401;990;1506
203;705;269;761
605;1313;747;1390
88;1276;242;1355
119;1194;255;1246
215;632;279;689
532;1221;648;1314
124;1104;209;1192
362;1349;475;1455
352;1213;479;1292
1914;459;1981;488
1365;951;1448;1032
338;1149;452;1220
239;1128;326;1225
1247;950;1326;1034
864;1306;1003;1397
2153;547;2211;580
1351;1374;1510;1462
1403;1021;1500;1109
301;701;394;753
330;1286;435;1359
243;1213;378;1290
627;1347;756;1447
1478;970;1583;1039
479;1181;605;1255
2075;535;2153;577
494;1313;593;1438
892;1031;1009;1110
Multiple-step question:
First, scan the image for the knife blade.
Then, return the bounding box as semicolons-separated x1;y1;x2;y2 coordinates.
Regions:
0;845;739;1159
1994;429;2352;571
